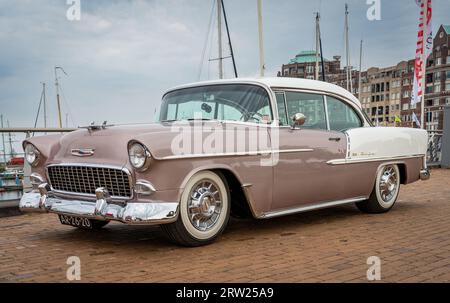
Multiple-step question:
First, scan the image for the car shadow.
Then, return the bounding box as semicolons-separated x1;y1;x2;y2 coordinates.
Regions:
37;201;423;249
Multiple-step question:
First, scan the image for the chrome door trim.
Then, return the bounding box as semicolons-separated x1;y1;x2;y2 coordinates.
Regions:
327;154;425;165
260;196;368;219
158;149;314;161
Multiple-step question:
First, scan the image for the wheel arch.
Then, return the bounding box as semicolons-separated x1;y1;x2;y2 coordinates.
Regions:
178;165;255;219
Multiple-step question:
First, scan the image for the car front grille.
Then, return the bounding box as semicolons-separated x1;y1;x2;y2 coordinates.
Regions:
47;165;132;198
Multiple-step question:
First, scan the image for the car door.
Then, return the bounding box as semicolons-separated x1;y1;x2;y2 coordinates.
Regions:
269;91;355;212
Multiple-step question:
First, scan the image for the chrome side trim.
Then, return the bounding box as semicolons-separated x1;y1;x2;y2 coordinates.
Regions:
260;196;368;219
327;155;425;165
158;149;314;161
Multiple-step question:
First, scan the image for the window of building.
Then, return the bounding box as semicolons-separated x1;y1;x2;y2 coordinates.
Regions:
436;57;442;66
285;91;327;130
403;91;410;98
446;98;450;105
446;83;450;91
434;72;441;82
433;99;440;106
434;84;441;93
402;103;409;110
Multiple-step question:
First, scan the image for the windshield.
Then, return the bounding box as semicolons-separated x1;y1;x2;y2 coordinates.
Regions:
159;84;273;124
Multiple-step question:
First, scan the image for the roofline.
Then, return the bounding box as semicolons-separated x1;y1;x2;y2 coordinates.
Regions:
163;77;361;108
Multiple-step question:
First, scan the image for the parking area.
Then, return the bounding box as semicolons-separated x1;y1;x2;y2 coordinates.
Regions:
0;169;449;282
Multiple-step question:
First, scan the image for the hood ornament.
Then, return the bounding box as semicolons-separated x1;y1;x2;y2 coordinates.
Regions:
71;148;95;157
79;121;114;132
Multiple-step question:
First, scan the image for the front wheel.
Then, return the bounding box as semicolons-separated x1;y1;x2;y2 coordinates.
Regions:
356;164;401;214
161;171;230;247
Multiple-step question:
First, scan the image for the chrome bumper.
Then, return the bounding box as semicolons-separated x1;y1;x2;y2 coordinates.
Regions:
19;185;179;225
420;168;430;181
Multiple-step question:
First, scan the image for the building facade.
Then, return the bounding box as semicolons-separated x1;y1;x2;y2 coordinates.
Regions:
279;24;450;131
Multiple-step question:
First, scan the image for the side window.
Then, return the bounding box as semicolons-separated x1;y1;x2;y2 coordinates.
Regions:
275;93;288;126
285;92;327;130
326;96;362;131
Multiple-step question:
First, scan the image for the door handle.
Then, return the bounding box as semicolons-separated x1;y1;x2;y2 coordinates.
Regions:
329;137;341;142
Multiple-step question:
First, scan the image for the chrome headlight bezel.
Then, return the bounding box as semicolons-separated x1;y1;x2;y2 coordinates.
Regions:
128;141;152;172
24;143;40;166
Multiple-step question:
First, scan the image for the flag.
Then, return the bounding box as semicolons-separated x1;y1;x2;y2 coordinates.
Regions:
411;0;432;107
412;112;421;128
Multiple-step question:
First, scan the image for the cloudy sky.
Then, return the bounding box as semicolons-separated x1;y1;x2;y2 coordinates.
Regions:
0;0;449;144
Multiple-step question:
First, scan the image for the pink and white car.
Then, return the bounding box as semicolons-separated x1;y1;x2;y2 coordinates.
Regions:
20;78;430;246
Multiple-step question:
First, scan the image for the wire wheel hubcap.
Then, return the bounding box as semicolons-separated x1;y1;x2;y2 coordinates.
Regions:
188;180;222;231
379;165;398;203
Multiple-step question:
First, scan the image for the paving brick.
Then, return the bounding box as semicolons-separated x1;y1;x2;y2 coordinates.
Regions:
0;169;449;282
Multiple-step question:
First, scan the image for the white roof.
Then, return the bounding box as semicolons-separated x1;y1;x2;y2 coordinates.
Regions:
166;77;361;108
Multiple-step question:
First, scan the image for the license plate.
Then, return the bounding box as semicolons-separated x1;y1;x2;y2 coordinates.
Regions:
59;215;92;229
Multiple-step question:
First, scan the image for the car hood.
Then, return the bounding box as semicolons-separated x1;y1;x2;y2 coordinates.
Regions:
25;123;181;167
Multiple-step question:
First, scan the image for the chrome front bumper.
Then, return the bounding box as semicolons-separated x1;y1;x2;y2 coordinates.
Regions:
19;185;179;225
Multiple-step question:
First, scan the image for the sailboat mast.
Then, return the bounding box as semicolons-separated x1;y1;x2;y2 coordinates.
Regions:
54;67;63;128
220;0;238;78
315;13;320;81
0;115;6;164
257;0;265;77
344;4;352;92
7;120;13;157
43;82;47;129
358;40;363;99
217;0;223;79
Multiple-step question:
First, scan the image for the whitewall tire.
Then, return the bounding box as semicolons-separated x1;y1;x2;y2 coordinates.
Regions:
356;164;401;214
161;171;230;246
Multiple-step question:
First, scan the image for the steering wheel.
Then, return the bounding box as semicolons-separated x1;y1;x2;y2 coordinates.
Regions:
240;112;264;123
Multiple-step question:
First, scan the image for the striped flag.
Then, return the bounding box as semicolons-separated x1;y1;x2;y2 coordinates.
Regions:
411;0;432;107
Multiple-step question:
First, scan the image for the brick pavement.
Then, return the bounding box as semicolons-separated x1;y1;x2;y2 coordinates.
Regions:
0;169;449;282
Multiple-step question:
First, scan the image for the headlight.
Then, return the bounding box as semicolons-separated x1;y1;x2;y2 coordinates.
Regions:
24;144;40;166
128;142;151;171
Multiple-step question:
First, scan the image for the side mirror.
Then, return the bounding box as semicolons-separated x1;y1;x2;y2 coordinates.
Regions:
291;113;306;129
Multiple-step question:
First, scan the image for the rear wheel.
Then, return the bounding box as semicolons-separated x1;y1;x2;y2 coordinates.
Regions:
356;164;400;214
161;171;230;247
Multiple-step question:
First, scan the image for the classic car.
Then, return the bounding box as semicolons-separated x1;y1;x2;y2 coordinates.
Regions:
20;77;430;246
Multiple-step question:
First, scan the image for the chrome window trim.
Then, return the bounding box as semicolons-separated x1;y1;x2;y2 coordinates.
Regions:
45;163;134;201
160;82;278;128
271;87;369;128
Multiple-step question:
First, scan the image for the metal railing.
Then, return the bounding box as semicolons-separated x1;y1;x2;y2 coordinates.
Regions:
427;131;443;166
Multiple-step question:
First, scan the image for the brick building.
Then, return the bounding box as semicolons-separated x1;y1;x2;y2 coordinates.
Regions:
279;24;450;130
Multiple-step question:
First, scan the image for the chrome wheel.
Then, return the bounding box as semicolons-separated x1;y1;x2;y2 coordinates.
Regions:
187;180;223;231
378;165;398;204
